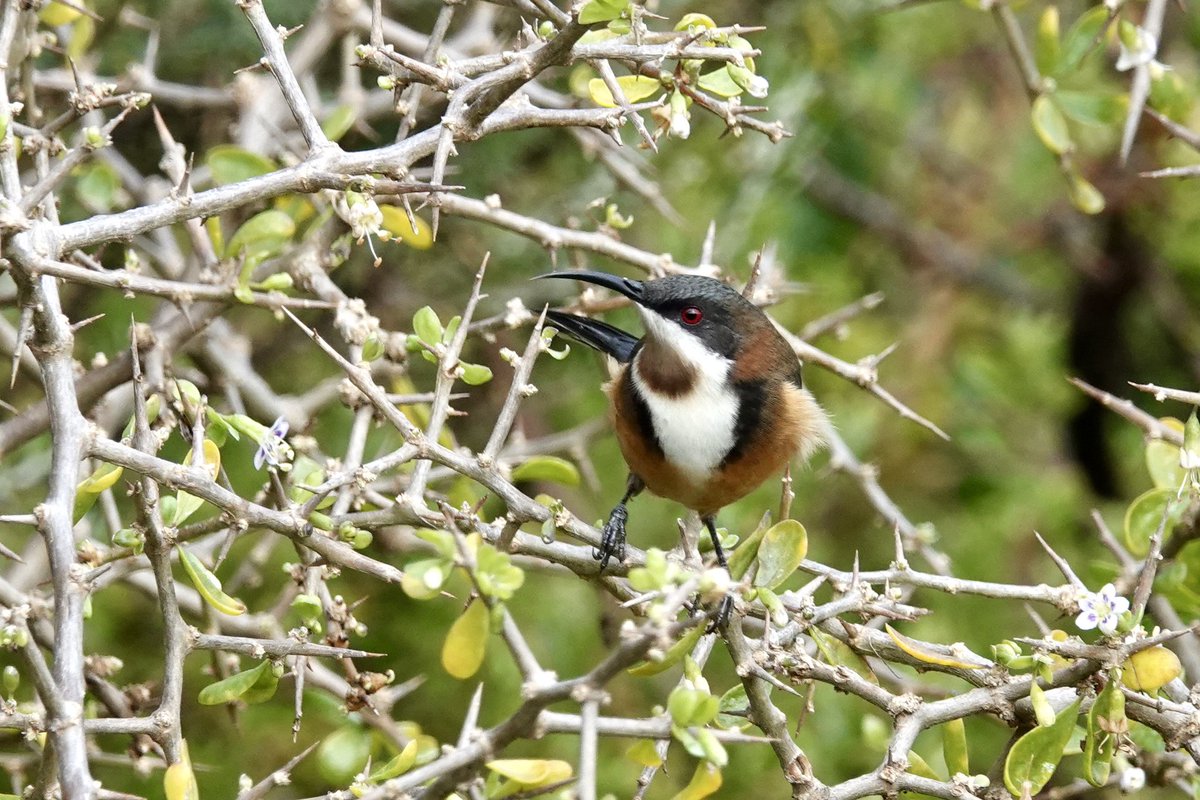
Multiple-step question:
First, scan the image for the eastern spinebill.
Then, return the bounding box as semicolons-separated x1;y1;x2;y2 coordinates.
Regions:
537;270;827;628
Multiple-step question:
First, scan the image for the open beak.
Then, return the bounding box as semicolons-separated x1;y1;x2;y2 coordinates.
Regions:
535;270;644;304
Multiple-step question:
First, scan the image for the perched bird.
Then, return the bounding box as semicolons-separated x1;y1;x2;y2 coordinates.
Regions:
538;270;826;627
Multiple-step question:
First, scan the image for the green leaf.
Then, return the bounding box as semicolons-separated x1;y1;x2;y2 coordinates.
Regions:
321;104;357;142
1058;6;1110;75
178;548;247;616
1031;95;1071;155
1004;699;1081;798
197;659;270;705
162;740;199;800
906;749;941;780
754;519;808;589
370;740;419;782
459;363;493;385
578;0;628;25
485;759;573;787
587;75;661;107
1123;487;1186;557
626;738;663;767
241;660;281;704
697;66;744;98
1083;674;1125;786
1029;682;1055;727
173;439;221;526
628;624;705;676
401;558;448;600
1146;420;1185;490
1035;7;1061;76
669;761;722;800
442;599;489;679
379;205;433;249
476;545;525;601
412;306;443;345
727;515;771;580
1067;171;1105;215
667;686;719;727
226;209;296;261
74;462;124;522
316;725;371;785
207;145;275;185
511;456;581;486
1054;90;1126;126
942;718;969;776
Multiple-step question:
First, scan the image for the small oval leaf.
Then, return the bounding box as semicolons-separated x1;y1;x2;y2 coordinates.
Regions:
179;548;247;616
587;75;662;108
1004;699;1081;798
754;519;808;589
1032;95;1072;155
442;599;488;679
380;205;433;249
885;624;988;670
197;659;269;705
670;761;722;800
511;456;581;487
485;759;573;787
207;145;275;185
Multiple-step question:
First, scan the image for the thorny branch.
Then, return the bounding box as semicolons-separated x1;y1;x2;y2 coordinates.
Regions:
0;0;1198;799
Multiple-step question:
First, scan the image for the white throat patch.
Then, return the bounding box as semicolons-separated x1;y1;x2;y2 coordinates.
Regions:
631;310;738;480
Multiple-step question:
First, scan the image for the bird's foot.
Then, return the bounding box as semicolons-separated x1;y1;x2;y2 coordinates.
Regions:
594;503;628;572
705;594;734;634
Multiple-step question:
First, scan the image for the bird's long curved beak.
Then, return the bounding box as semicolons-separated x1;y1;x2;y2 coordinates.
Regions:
535;270;644;303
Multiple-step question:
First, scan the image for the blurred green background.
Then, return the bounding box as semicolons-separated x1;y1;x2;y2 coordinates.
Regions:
3;0;1200;796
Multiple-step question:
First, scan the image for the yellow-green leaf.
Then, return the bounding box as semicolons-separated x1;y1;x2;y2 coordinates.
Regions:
942;718;969;776
727;514;771;580
1035;7;1061;75
626;739;664;767
370;739;420;782
1122;646;1182;692
1147;418;1186;491
174;439;220;526
459;363;493;385
321;104;357;142
226;209;296;261
906;749;941;781
669;762;722;800
74;462;124;522
1083;674;1125;786
587;75;662;108
442;599;488;679
207;145;275;185
197;659;269;705
1123;487;1186;557
316;725;371;785
628;623;705;676
485;759;573;786
39;0;84;26
380;205;433;249
1059;6;1109;74
578;0;629;25
697;66;744;98
1032;95;1071;155
179;548;247;616
1004;700;1080;798
754;519;808;589
885;625;987;670
1067;172;1105;215
412;306;443;345
163;740;199;800
511;456;581;487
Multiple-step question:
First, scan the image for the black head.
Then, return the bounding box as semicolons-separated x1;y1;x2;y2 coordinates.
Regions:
537;270;766;359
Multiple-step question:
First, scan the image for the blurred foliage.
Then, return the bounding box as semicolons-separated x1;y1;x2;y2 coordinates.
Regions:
2;0;1200;796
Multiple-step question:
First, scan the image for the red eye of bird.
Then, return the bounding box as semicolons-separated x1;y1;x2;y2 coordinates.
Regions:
680;306;703;325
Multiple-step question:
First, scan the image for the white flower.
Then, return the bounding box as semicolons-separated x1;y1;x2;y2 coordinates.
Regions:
254;416;290;470
1119;767;1145;793
1075;583;1130;636
346;193;383;241
1116;26;1158;72
743;74;769;98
